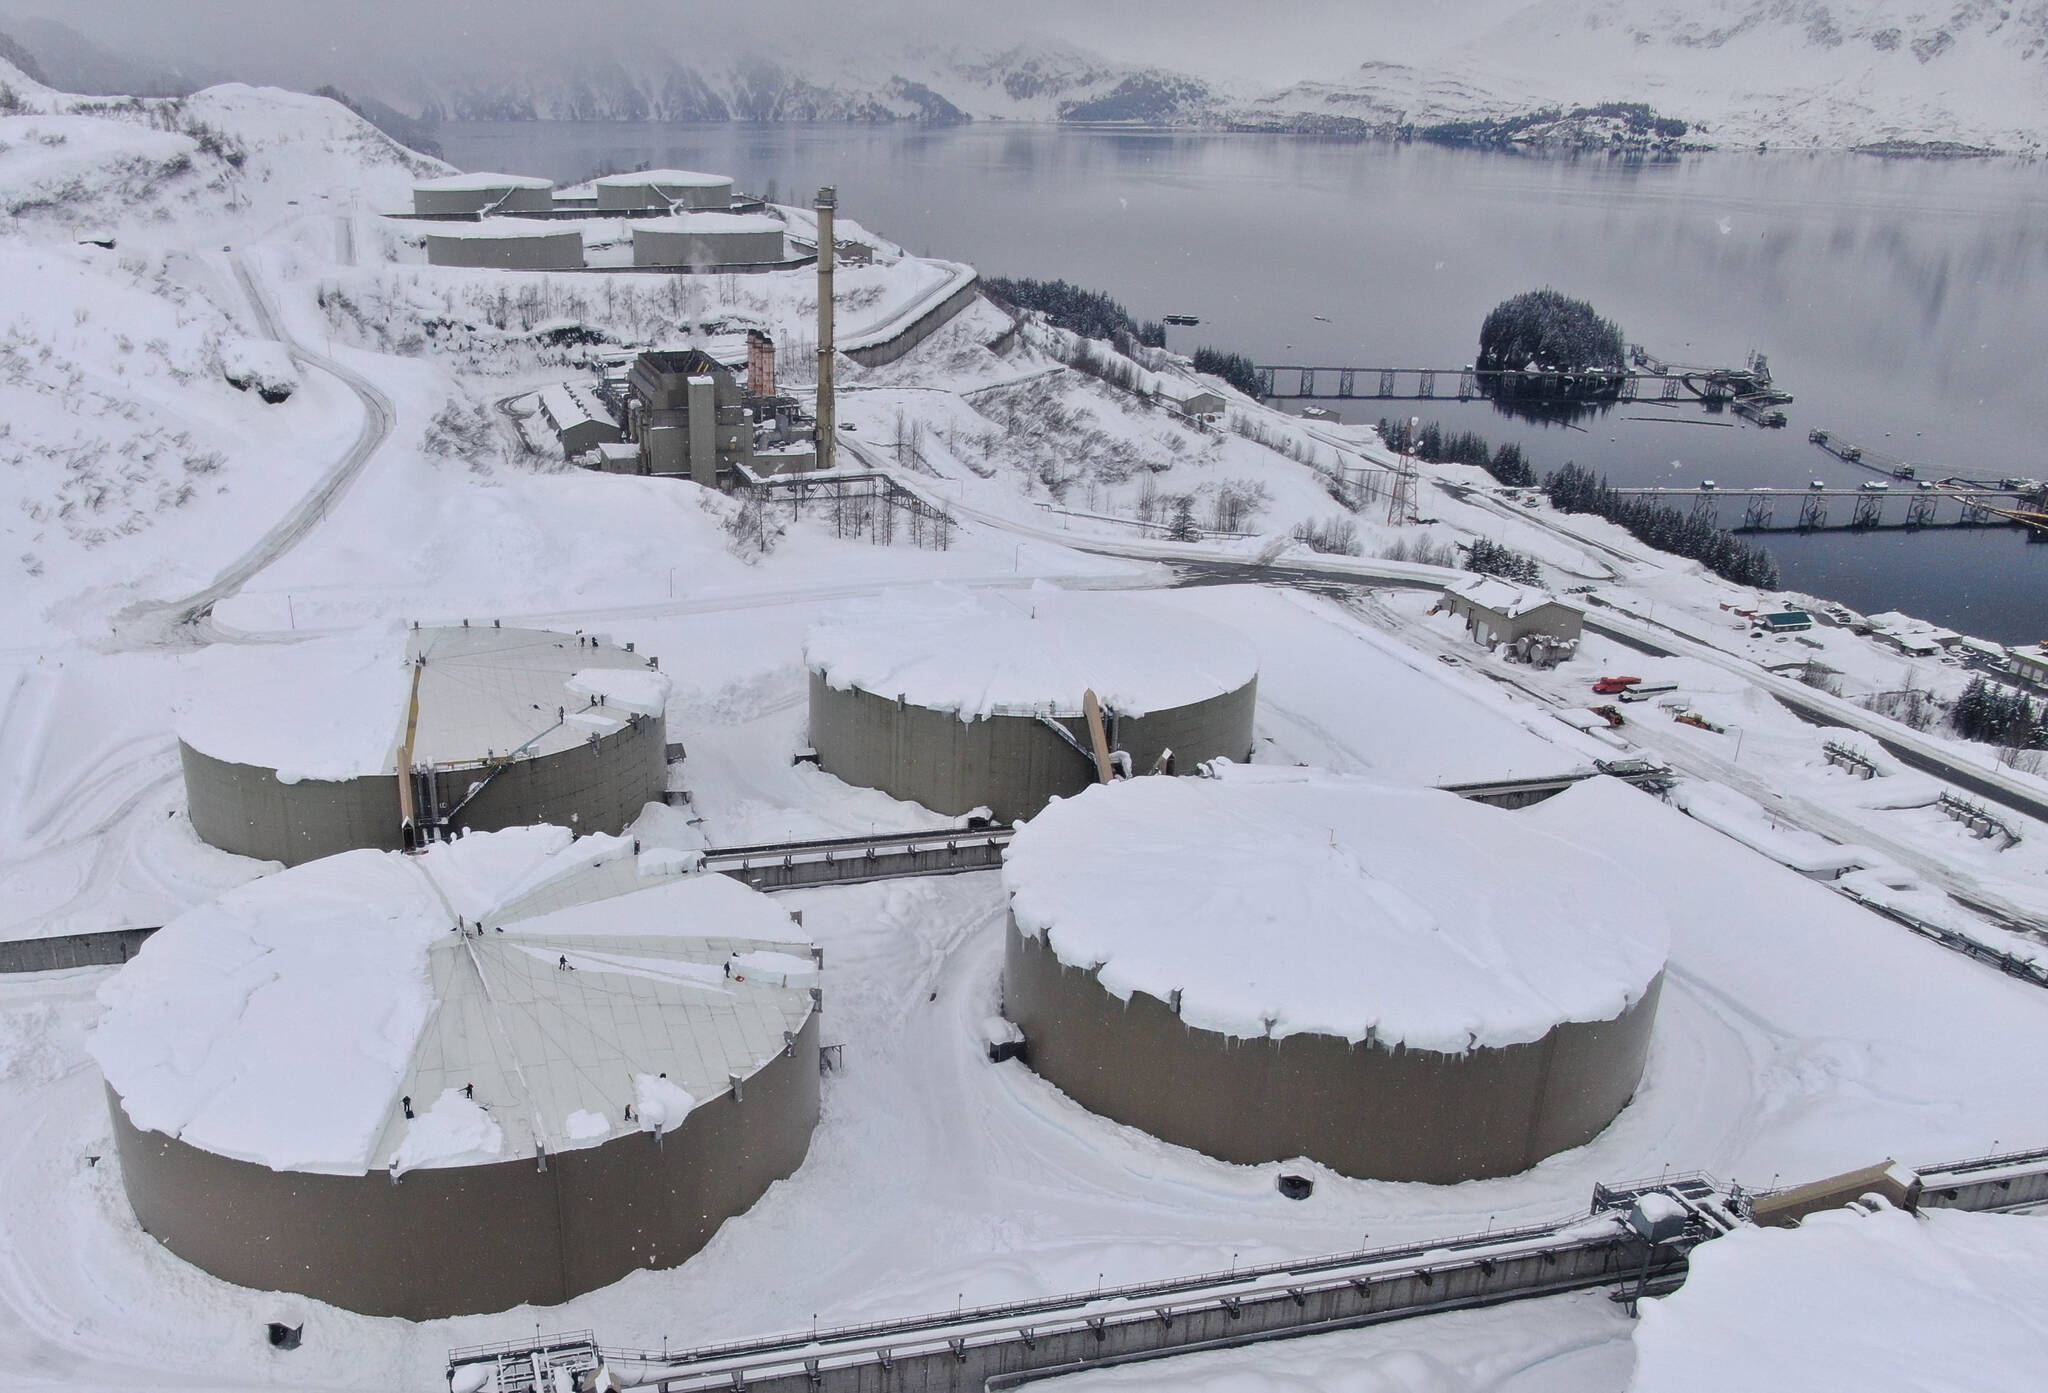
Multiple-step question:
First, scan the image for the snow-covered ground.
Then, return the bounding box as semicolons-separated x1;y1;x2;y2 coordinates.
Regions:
1;67;2046;1393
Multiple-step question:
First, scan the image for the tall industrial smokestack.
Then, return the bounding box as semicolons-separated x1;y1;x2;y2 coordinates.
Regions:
814;186;837;473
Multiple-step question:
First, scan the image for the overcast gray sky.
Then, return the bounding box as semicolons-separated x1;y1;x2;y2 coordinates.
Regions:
4;1;1529;89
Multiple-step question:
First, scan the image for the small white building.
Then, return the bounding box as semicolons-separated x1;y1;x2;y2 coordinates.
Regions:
1439;574;1584;663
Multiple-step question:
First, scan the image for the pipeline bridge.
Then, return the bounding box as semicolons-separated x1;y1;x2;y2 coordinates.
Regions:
0;765;1684;974
1605;484;2041;533
446;1145;2048;1393
1254;364;1784;413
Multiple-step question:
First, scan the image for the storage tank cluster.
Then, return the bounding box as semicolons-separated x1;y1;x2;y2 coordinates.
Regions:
95;582;1667;1321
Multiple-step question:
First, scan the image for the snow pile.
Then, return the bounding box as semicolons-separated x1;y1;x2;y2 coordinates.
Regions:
386;1088;504;1176
92;846;445;1173
634;212;785;235
1002;769;1670;1051
174;628;413;781
218;334;298;401
564;1109;611;1142
1630;1207;2048;1393
594;169;729;191
416;217;582;241
806;583;1258;721
635;1073;697;1137
566;666;672;717
413;172;553;194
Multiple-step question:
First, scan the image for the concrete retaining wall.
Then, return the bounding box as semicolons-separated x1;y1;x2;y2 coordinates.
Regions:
426;231;586;270
845;278;984;370
808;672;1256;825
179;710;669;867
1004;923;1661;1183
107;1011;820;1320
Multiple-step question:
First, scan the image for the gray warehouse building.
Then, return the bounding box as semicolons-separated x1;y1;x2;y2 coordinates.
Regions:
411;172;556;217
804;588;1259;824
94;833;821;1320
177;624;671;866
1000;770;1670;1184
633;213;790;269
594;168;734;211
423;221;586;271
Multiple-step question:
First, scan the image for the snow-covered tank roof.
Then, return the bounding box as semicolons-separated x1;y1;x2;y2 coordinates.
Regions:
175;625;669;782
1629;1206;2048;1393
594;168;730;189
804;584;1259;721
92;826;816;1175
413;171;555;192
1001;767;1670;1052
416;218;583;241
633;212;786;235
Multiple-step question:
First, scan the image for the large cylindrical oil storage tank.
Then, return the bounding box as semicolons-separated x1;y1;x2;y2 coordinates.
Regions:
92;827;823;1320
594;168;733;211
423;221;586;270
632;213;789;269
804;586;1258;825
176;624;670;867
411;172;556;216
1000;768;1670;1184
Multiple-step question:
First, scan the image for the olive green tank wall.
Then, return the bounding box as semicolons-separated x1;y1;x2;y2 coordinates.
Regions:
412;185;555;216
1003;923;1660;1184
806;672;1257;825
178;712;668;867
425;233;585;270
105;1011;820;1320
634;227;787;268
179;741;402;866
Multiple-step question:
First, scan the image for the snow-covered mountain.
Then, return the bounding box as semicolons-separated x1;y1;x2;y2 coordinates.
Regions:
5;2;2046;149
379;43;1221;128
1250;0;2048;152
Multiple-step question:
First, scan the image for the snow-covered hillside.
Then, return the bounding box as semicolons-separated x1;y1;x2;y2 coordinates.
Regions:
1256;0;2048;152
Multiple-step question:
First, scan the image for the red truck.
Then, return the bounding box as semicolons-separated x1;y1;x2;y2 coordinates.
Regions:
1592;676;1644;695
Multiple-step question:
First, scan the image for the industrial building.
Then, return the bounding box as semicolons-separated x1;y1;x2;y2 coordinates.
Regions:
594;169;734;212
537;382;622;460
2010;643;2048;687
423;222;586;271
633;213;790;269
1439;575;1585;664
411;172;556;216
804;587;1259;824
177;624;670;866
999;768;1669;1183
93;828;822;1320
626;349;758;484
